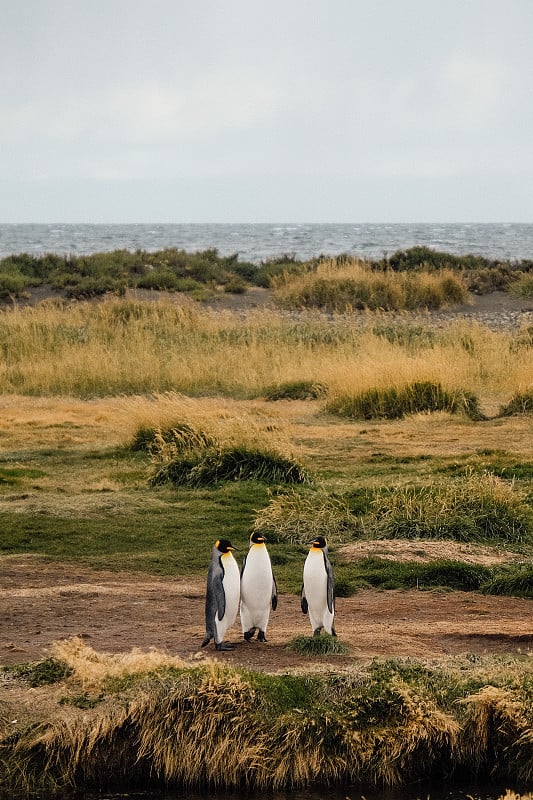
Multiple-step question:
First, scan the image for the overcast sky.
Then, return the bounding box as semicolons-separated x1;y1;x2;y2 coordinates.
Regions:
2;0;532;223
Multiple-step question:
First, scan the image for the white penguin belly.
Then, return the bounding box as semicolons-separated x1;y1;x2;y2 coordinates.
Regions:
303;551;333;633
215;553;240;642
240;548;273;631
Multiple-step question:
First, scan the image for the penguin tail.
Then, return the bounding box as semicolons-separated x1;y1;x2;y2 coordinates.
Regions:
201;634;212;648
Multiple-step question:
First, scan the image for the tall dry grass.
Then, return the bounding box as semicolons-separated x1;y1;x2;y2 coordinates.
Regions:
0;298;531;404
272;258;467;311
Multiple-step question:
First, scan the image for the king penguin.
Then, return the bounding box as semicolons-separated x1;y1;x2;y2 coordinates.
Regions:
301;535;336;636
240;531;277;642
201;538;240;651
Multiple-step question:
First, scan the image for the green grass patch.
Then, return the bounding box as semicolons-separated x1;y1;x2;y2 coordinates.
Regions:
0;467;47;485
3;658;72;687
59;692;104;709
287;634;349;656
483;566;533;598
0;481;271;577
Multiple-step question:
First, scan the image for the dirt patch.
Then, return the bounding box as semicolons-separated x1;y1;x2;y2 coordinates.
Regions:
338;539;527;566
2;556;533;671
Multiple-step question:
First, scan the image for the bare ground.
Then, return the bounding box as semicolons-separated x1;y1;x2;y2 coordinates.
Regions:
2;555;533;672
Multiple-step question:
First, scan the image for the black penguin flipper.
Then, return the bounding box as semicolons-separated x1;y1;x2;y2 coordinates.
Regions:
240;553;247;578
324;553;335;614
301;584;308;614
271;574;278;610
213;561;226;621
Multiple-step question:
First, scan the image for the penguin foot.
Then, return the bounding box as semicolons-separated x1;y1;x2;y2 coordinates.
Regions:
244;627;257;641
215;642;235;651
331;626;337;637
257;630;267;642
313;627;323;637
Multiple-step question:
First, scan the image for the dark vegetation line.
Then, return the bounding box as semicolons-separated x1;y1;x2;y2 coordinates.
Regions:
0;245;532;300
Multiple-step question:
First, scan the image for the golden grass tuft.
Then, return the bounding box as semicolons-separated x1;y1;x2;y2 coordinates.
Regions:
0;298;532;404
272;258;467;311
51;637;187;687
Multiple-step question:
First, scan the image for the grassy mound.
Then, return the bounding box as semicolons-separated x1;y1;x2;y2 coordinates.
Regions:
150;446;310;487
325;381;485;420
4;644;533;796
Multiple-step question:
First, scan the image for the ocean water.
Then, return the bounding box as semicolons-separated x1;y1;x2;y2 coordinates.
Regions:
1;223;533;263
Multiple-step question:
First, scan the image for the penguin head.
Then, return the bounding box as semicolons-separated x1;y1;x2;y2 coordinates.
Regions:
250;531;266;545
215;538;237;553
309;535;327;550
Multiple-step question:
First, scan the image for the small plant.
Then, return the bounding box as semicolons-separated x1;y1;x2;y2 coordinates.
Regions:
287;634;349;655
6;658;73;687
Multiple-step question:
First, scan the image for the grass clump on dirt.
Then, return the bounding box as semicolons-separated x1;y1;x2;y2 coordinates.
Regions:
287;634;349;656
326;381;485;421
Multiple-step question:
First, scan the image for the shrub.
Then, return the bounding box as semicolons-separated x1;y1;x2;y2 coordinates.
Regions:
263;380;328;401
326;382;484;421
150;446;310;487
223;277;248;294
510;273;533;299
498;391;533;417
0;271;29;298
